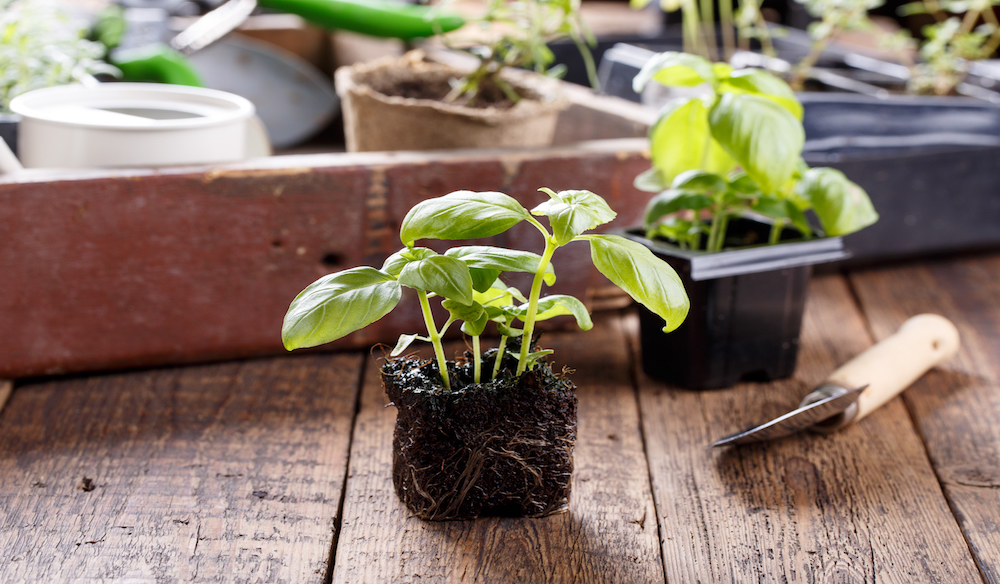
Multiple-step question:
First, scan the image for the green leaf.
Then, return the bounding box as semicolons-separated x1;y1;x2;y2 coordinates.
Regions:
648;97;736;186
633;166;669;193
586;234;689;332
632;51;715;92
709;93;804;195
381;247;437;276
282;267;401;350
445;246;556;285
469;268;502;293
719;69;803;120
398;255;473;305
528;295;593;330
441;298;488;336
672;170;728;193
795;167;879;236
751;197;812;236
728;172;761;196
532;189;617;245
514;349;555;364
497;323;524;337
461;311;491;336
399;190;530;246
390;333;428;357
473;280;527;306
643;189;713;227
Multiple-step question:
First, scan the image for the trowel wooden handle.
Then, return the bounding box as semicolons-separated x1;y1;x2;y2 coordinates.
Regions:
824;314;960;428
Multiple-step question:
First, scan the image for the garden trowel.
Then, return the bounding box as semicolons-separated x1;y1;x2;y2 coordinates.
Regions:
711;314;960;447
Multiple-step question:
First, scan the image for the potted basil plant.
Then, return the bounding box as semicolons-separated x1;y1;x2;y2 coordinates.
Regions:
624;52;879;390
282;188;688;520
336;0;596;152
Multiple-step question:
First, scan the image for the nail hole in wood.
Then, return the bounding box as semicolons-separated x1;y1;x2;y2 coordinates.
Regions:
321;253;344;268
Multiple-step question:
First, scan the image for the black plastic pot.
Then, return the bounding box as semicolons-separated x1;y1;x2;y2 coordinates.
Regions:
621;219;848;390
800;93;1000;267
382;350;577;520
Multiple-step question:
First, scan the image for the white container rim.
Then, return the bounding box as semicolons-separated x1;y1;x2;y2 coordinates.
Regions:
9;83;255;131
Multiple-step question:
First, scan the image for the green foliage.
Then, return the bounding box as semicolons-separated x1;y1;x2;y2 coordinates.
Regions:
791;0;1000;95
636;54;878;251
904;0;1000;95
282;267;402;350
283;188;690;389
0;0;119;112
436;0;598;105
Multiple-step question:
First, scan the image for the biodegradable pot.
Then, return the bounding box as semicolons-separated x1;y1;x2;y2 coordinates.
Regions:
335;52;569;152
381;350;577;520
622;219;848;390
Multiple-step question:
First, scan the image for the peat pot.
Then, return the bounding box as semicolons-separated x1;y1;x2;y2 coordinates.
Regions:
622;219;848;390
381;349;577;520
335;51;569;152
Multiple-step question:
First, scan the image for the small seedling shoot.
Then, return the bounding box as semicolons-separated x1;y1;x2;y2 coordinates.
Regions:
282;188;690;389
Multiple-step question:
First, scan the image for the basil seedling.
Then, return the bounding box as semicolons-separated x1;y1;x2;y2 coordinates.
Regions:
282;188;690;389
633;53;879;251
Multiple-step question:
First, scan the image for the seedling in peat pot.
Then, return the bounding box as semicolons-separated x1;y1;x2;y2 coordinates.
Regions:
281;188;689;389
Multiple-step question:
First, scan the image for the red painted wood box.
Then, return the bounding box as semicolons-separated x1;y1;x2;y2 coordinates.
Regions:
0;88;653;377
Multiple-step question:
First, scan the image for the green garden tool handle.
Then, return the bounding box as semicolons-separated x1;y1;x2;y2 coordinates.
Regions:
111;0;464;85
257;0;465;39
112;44;205;87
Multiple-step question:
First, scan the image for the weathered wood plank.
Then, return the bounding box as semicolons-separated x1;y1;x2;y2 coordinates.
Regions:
332;313;663;584
635;274;982;583
0;380;10;415
850;255;1000;583
0;353;362;582
0;139;650;379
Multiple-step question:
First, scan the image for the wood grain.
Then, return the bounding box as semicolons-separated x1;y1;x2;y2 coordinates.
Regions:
0;380;11;416
331;313;664;583
0;139;651;379
850;255;1000;583
0;354;362;582
635;274;982;583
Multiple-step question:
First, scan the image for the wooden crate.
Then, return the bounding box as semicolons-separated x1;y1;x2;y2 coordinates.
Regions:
0;87;653;378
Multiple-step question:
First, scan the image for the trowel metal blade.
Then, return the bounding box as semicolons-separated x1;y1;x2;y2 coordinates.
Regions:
710;385;865;447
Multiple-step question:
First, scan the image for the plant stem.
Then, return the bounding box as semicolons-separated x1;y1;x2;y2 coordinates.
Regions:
699;0;718;62
719;0;736;62
769;219;785;245
492;335;508;380
516;241;558;376
755;8;775;57
717;214;730;250
473;335;481;384
707;213;722;252
981;9;1000;58
681;0;705;57
417;290;451;391
789;29;837;91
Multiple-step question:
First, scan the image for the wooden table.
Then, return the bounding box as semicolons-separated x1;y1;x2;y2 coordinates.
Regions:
1;254;998;583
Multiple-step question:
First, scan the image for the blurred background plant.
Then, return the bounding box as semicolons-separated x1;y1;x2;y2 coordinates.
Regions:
435;0;597;105
629;0;1000;97
629;0;775;61
900;0;1000;94
0;0;119;113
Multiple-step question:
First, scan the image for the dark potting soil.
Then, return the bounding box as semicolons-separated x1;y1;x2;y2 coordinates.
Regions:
372;76;517;110
381;348;577;521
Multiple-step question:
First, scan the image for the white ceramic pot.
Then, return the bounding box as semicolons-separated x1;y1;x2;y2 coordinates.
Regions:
8;83;270;169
